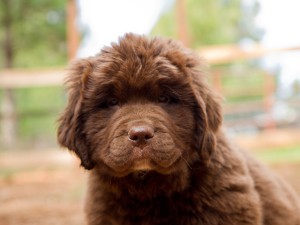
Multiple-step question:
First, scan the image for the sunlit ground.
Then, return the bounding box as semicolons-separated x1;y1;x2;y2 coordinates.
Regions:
0;129;300;225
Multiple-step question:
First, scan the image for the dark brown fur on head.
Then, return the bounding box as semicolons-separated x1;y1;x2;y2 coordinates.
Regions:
58;33;222;175
57;33;300;225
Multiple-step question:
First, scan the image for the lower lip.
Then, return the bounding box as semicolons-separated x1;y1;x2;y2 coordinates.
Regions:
132;159;153;171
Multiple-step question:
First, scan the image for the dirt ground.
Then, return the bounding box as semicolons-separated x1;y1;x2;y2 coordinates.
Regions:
1;130;300;225
0;150;86;225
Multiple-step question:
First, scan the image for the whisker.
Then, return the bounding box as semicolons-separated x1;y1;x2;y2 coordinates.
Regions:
181;155;192;170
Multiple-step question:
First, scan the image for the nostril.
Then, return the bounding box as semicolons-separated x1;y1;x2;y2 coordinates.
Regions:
130;134;139;141
145;134;152;140
128;126;154;142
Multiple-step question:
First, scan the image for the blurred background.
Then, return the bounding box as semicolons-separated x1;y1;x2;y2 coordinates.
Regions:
0;0;299;224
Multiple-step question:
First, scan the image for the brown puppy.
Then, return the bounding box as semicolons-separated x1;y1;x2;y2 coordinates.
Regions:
58;33;300;225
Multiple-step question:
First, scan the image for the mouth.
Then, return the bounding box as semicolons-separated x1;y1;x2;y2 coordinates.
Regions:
132;159;153;171
104;144;183;177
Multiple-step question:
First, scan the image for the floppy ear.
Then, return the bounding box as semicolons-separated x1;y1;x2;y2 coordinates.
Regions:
191;70;224;166
57;58;95;170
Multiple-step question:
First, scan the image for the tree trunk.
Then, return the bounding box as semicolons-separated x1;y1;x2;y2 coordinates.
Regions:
1;0;17;148
2;0;14;68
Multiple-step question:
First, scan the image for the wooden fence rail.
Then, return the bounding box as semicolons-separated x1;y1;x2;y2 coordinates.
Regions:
1;45;300;148
0;69;65;88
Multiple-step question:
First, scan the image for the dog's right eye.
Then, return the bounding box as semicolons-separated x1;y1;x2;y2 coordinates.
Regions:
158;95;170;103
107;98;119;107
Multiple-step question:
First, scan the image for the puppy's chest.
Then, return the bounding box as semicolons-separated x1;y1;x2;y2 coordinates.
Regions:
105;195;204;225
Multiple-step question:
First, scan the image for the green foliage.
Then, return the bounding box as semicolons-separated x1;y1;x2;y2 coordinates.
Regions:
151;0;243;47
150;2;177;39
0;0;67;68
187;0;242;46
0;87;65;148
14;87;65;144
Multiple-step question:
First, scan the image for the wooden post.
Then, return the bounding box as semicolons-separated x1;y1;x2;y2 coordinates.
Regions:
1;89;16;148
67;0;79;60
263;73;276;129
1;0;17;148
212;70;223;94
176;0;189;46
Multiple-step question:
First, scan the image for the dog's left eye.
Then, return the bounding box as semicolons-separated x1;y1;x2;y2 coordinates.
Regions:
158;95;170;103
107;98;119;107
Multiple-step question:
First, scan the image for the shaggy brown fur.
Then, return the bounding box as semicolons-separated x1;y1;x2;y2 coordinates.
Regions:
58;33;300;225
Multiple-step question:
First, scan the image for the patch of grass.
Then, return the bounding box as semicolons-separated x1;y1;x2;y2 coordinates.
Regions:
225;95;263;103
18;114;59;143
210;64;267;103
252;145;300;164
14;86;65;113
0;168;19;182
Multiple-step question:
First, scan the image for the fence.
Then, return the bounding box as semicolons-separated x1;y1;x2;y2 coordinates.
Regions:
1;45;300;149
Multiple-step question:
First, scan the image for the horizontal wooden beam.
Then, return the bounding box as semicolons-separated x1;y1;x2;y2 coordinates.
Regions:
0;69;65;88
199;45;300;64
0;45;299;89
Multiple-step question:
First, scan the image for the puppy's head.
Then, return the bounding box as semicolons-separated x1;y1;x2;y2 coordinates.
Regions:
58;33;222;178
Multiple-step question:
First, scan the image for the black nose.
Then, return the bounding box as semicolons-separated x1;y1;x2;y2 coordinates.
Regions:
128;126;154;143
